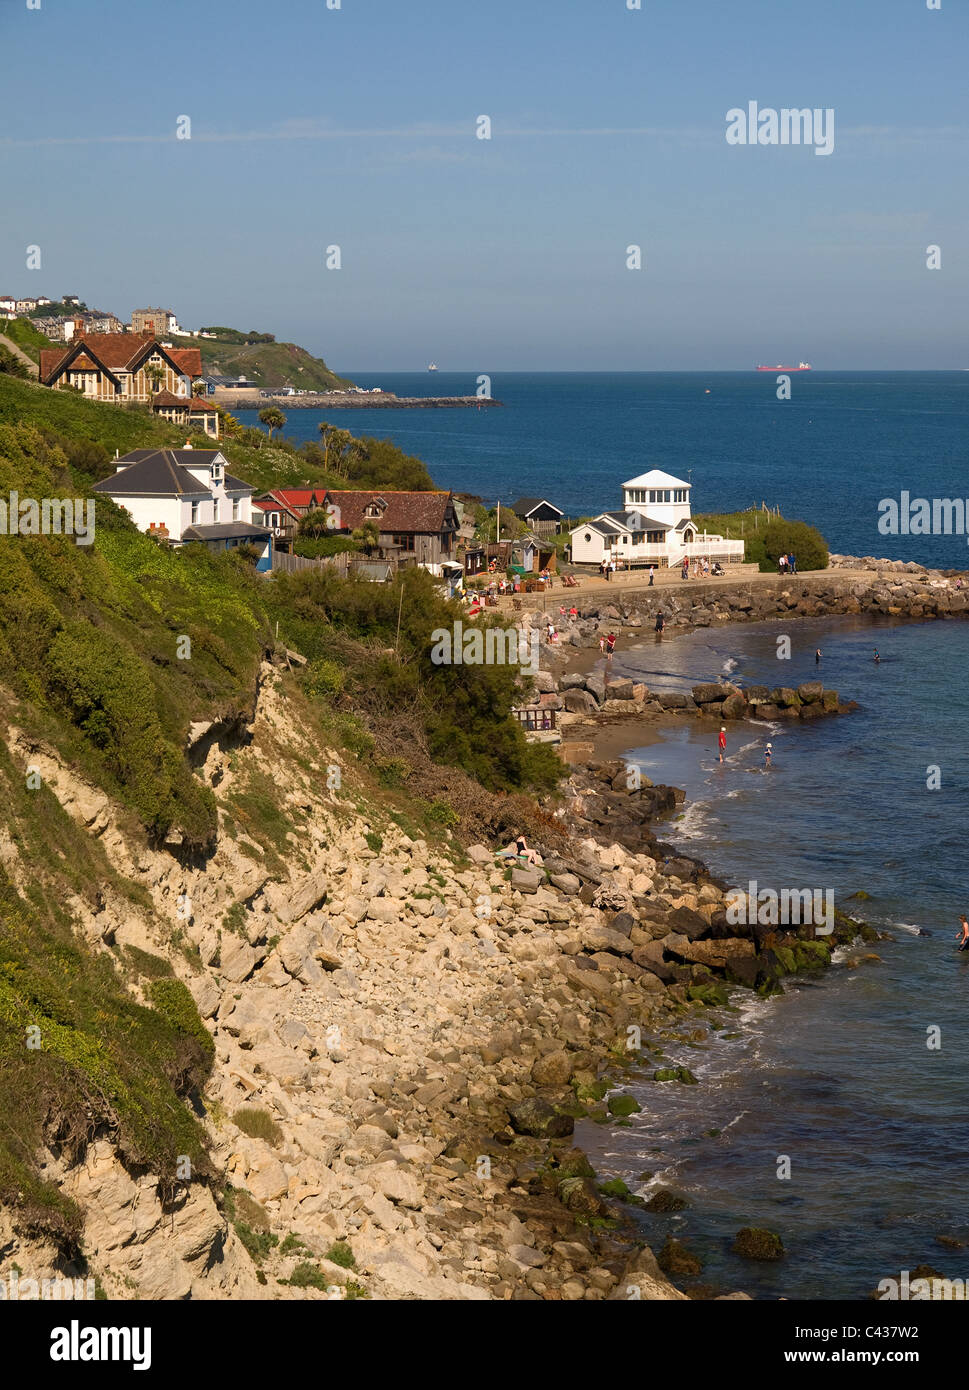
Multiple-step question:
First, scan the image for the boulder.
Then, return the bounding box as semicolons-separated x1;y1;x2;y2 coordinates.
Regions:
509;1098;574;1139
692;683;725;705
796;681;824;704
563;688;599;715
581;925;634;956
732;1227;785;1261
531;1050;574;1086
270;871;328;924
585;672;607;704
659;691;689;710
666;905;710;940
720;693;747;720
606;677;636;701
511;866;543;894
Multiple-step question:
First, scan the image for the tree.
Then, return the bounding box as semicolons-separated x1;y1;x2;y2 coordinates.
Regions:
298;508;336;540
350;519;380;555
144;362;165;398
258;406;286;441
0;344;30;379
760;518;829;573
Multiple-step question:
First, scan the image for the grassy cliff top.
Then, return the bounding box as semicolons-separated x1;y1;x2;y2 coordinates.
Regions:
195;334;354;391
0;374;434;494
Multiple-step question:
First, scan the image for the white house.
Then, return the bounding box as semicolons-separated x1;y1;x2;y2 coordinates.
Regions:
569;469;745;569
92;446;272;571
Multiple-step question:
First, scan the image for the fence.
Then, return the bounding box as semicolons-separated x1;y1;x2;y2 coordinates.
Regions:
511;706;558;732
270;550;397;581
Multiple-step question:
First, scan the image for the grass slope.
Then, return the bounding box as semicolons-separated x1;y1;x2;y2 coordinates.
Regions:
197;336;354;391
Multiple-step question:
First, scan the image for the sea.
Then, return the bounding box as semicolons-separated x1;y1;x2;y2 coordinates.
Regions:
238;370;969;569
243;371;969;1299
579;615;969;1301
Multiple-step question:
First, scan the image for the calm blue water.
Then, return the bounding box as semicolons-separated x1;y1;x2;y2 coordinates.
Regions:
578;614;969;1300
239;371;969;567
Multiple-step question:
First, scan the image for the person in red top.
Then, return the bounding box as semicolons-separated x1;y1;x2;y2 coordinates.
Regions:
718;726;726;763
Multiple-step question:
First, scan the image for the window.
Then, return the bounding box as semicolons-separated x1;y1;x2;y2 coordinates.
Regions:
631;532;642;544
212;462;223;482
232;499;240;522
392;534;415;551
213;500;220;523
191;500;200;524
269;512;280;527
584;533;592;543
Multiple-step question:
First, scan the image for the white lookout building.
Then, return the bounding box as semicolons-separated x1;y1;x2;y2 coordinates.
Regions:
568;469;745;569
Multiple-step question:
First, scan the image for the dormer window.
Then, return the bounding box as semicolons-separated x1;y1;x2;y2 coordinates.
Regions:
211;461;223;483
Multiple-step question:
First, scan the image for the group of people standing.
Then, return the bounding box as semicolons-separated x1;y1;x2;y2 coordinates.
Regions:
778;553;798;573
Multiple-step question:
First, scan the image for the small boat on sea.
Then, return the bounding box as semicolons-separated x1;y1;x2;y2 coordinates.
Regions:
756;361;812;371
427;363;439;371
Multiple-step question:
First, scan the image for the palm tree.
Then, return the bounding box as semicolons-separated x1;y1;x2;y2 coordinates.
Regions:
259;406;286;441
351;519;381;555
144;362;165;400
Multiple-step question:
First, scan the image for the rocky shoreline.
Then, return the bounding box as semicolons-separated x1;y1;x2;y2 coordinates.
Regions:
0;557;933;1304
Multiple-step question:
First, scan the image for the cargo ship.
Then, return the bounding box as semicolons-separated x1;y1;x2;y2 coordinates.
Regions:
756;361;812;371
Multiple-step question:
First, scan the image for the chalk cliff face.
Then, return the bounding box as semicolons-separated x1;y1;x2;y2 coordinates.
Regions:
2;661;712;1302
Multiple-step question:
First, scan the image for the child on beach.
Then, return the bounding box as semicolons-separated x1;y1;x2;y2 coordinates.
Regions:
718;726;726;763
764;742;772;768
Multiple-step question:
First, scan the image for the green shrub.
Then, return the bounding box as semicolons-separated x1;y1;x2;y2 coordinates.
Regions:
304;658;345;697
283;1261;329;1290
232;1106;283;1145
236;1222;279;1264
760;518;829;572
325;1240;356;1269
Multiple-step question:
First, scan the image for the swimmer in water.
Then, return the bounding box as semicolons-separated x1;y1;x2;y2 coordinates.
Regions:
873;649;881;663
957;915;969;951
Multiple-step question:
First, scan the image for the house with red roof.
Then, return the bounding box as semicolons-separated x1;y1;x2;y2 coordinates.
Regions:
150;389;220;439
39;331;204;407
251;488;328;549
321;489;460;575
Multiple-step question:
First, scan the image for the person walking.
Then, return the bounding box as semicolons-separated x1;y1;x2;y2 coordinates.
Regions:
718;726;727;764
655;612;665;634
648;564;655;587
790;552;797;575
605;632;617;661
815;648;822;664
681;557;689;581
764;741;773;769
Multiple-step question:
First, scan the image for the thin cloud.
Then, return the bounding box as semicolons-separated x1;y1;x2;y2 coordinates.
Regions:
1;121;964;150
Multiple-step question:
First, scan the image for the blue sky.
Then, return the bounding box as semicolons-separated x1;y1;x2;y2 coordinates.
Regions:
2;0;966;370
